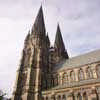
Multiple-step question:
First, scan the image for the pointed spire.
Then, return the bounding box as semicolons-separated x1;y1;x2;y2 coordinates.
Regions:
54;24;69;59
31;5;46;35
54;24;65;51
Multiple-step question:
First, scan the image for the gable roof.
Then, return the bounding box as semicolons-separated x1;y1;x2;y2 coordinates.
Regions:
54;49;100;72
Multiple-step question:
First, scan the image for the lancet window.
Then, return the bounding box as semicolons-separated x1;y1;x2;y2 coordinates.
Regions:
62;72;68;84
86;67;93;79
79;69;84;81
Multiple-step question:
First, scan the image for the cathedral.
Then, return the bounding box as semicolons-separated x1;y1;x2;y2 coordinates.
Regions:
11;5;100;100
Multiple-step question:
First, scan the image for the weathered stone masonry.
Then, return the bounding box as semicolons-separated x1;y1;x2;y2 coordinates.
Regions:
12;5;100;100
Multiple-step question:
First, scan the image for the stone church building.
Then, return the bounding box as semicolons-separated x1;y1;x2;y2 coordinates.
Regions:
12;6;100;100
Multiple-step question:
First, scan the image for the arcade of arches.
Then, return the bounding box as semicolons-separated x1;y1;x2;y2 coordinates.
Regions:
42;63;100;100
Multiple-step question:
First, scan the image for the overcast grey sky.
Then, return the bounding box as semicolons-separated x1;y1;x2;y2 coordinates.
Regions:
0;0;100;98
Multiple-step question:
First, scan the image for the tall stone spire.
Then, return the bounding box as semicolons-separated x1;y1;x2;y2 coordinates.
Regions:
54;24;69;59
54;24;65;51
32;5;46;35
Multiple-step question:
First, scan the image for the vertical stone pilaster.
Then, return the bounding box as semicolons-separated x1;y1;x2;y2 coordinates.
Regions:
74;69;79;82
60;72;63;85
55;95;57;100
21;68;31;100
81;94;84;100
68;70;71;82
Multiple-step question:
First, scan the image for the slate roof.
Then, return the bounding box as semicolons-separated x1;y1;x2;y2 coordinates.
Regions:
54;49;100;72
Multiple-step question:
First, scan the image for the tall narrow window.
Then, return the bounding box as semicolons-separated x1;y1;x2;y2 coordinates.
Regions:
70;71;75;81
79;69;84;81
62;72;68;84
86;67;93;79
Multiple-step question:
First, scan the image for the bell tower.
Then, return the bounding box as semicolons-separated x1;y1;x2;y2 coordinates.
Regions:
12;5;50;100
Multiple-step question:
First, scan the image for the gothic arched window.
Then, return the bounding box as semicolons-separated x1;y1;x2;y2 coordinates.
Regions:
62;72;68;84
79;69;84;81
96;64;100;78
86;67;93;79
70;71;75;81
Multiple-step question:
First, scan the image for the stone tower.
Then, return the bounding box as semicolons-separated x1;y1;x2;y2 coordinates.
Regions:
12;5;50;100
49;24;69;65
